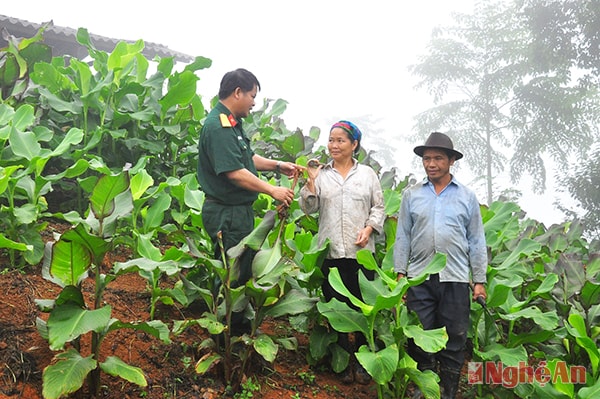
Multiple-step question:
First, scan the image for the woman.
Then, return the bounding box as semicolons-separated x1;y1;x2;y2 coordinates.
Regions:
299;120;385;385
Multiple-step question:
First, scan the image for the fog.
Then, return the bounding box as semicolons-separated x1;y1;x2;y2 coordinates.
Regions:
2;0;583;226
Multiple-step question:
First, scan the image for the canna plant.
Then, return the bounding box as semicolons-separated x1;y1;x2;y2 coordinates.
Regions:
467;200;600;398
316;250;448;399
25;26;210;215
0;102;86;268
174;208;318;393
36;169;170;399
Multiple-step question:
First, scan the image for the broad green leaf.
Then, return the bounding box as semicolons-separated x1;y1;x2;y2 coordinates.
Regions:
327;267;372;314
476;343;528;366
0;104;15;125
587;258;600;280
266;98;287;118
498;306;559;330
408;253;448;286
246;279;280;311
252;243;283;279
405;367;440;399
108;319;172;344
309;325;338;359
159;70;199;116
20;41;52;68
143;191;171;231
114;257;180;277
70;58;92;96
10;103;35;130
100;356;147;386
9;126;41;160
195;353;222;375
253;333;278;363
183;56;212;73
130;169;154;200
47;304;111;350
356;344;399;385
172;315;225;336
54;285;86;308
42;239;91;287
297;235;329;274
21;225;45;265
13;203;37;224
275;336;298;351
60;224;110;264
281;130;305;155
317;298;369;335
487;281;514;308
31;62;77;93
89;172;130;220
183;187;205;211
383;188;401;216
0;55;19;88
508;329;555;347
545;359;575;397
531;273;559;297
497;239;542;270
330;344;350;373
565;313;599;376
264;289;318;318
107;40;145;78
42;349;96;399
405;325;448;353
0;232;30;252
228;210;276;257
37;87;82;113
580;281;600;310
578;377;600;399
50;127;84;156
0;165;22;195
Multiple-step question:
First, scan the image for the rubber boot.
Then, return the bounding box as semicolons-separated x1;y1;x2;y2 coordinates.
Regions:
440;368;460;399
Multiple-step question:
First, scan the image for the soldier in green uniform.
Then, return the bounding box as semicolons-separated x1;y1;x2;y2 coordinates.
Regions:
197;68;303;295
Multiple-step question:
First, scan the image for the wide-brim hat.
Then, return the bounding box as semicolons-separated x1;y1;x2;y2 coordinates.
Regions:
413;132;463;160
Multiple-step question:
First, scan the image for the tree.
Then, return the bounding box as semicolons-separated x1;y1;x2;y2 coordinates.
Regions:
522;0;600;237
557;145;600;240
409;0;598;206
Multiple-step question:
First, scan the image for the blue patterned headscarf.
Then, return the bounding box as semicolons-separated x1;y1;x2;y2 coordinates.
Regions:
331;120;362;142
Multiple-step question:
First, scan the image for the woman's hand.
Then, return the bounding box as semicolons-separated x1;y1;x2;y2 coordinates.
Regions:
304;159;323;193
307;159;322;180
355;226;373;248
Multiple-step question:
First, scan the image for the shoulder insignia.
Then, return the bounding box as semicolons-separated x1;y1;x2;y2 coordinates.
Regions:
228;114;238;127
220;113;232;127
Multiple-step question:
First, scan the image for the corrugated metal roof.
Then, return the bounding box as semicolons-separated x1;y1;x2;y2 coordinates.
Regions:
0;14;194;63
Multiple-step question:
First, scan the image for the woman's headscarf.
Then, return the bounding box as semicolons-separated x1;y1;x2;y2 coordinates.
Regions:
331;120;362;153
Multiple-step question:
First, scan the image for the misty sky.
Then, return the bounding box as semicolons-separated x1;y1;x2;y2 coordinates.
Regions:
1;0;568;225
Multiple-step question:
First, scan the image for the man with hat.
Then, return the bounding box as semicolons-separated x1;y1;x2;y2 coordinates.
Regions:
394;132;488;399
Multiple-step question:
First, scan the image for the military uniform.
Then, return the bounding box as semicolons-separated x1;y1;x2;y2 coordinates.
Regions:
197;102;257;284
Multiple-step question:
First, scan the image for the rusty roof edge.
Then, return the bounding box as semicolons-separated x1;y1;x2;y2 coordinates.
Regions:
0;14;194;63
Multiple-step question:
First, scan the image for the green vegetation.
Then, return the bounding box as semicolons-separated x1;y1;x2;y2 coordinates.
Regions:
1;7;598;399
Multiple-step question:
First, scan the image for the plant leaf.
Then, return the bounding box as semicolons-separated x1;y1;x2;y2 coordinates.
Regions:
253;333;278;363
42;349;96;399
356;344;399;385
100;356;147;386
47;304;111;350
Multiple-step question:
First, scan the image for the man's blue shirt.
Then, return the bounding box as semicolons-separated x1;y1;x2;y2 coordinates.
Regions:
393;176;487;283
